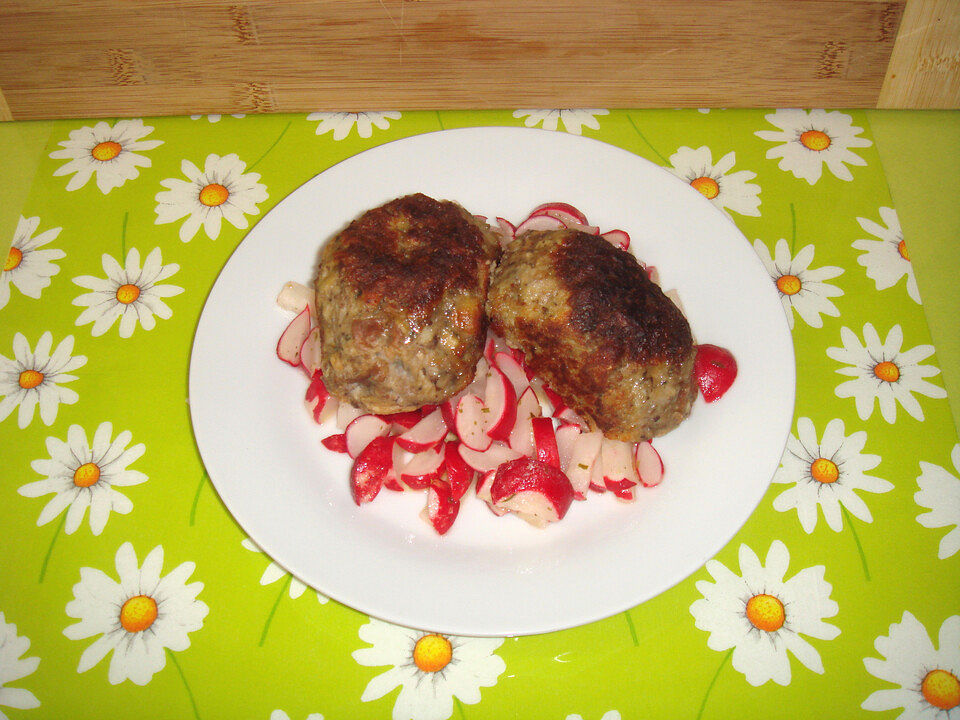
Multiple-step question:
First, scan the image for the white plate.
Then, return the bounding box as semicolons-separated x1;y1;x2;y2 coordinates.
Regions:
189;127;795;637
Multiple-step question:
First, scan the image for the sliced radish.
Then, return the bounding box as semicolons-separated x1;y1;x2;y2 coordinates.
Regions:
455;394;493;452
345;415;390;458
542;385;568;416
476;470;507;516
377;410;422;430
564;430;603;498
299;327;322;376
589;440;607;493
397;408;447;452
564;222;600;235
383;440;407;491
484;336;497;366
422;482;460;535
443;440;474;501
484;366;517;442
528;202;589;225
457;442;523;473
555;424;581;471
276;281;316;317
400;446;444;490
509;386;543;456
604;478;636;501
490;457;575;527
531;416;561;468
305;372;332;424
601;229;630;250
635;441;664;487
440;398;458;434
336;401;364;430
321;433;348;454
276;306;311;366
556;407;585;429
514;214;566;235
494;217;516;245
350;435;394;505
646;265;660;285
492;351;529;396
601;437;641;488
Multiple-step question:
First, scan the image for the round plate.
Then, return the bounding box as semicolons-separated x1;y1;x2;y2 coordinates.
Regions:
189;127;795;637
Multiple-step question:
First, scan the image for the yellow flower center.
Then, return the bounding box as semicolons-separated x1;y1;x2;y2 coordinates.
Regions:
745;593;785;632
690;176;720;200
776;274;802;296
18;369;44;389
119;595;158;633
810;458;839;484
922;669;960;710
4;246;22;272
73;462;101;488
116;283;141;304
199;183;230;207
898;239;910;261
874;361;900;383
91;141;122;162
800;130;831;151
412;633;453;673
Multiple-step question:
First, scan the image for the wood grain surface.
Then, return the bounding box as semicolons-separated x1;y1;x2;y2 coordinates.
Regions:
0;0;953;119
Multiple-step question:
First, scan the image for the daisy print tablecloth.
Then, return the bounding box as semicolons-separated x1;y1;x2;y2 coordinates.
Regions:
1;109;958;720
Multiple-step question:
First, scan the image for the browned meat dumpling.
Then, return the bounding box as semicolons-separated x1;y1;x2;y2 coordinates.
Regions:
316;193;501;413
487;229;697;442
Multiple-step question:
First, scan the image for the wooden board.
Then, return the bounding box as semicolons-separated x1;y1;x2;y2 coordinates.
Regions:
0;0;949;119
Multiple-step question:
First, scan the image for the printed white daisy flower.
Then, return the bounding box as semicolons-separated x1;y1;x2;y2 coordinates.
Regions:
862;611;960;717
826;323;946;423
753;237;843;329
1;216;64;311
566;712;621;720
668;146;761;218
916;444;960;560
754;109;872;184
690;540;840;686
72;247;182;338
270;711;324;720
189;114;246;122
49;119;163;194
154;153;268;242
512;109;609;135
18;422;147;536
241;539;328;603
307;111;401;141
853;206;920;304
0;611;41;717
773;417;892;533
352;619;506;720
0;332;86;428
63;542;208;686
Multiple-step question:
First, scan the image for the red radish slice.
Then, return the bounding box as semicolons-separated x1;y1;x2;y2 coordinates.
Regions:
276;281;316;317
564;222;600;235
443;441;474;501
311;395;338;426
383;440;407;491
589;444;606;492
509;386;543;456
604;478;636;501
601;229;631;250
484;336;497;366
351;435;394;505
423;483;460;534
400;446;444;490
555;424;581;471
276;306;311;366
305;371;331;424
528;379;551;409
345;415;390;458
635;441;664;487
531;416;561;468
646;265;660;285
492;351;529;396
336;402;364;430
601;437;641;488
528;202;589;225
555;407;584;429
377;410;422;430
564;430;603;497
457;442;523;473
494;217;516;244
542;385;568;417
321;433;348;454
397;408;448;452
694;344;738;403
455;394;493;452
299;327;322;376
490;457;575;527
484;366;517;442
476;470;507;516
514;214;566;235
440;398;458;434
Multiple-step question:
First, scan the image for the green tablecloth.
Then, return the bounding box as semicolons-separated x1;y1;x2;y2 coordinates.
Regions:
1;109;958;720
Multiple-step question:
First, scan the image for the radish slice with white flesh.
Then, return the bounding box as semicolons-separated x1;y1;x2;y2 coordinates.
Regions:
646;265;660;285
455;394;493;452
299;327;322;376
555;424;581;470
514;214;566;235
443;441;474;501
492;351;529;396
484;366;517;442
345;415;391;458
276;281;316;317
601;438;640;500
276;306;311;366
350;435;394;505
528;378;552;410
531;416;561;468
556;407;585;429
304;372;331;424
589;440;607;492
509;386;543;456
490;457;575;528
400;446;444;490
635;441;665;487
422;483;460;535
564;430;603;498
457;442;522;474
494;217;516;245
476;470;507;516
336;401;364;430
396;408;447;452
383;440;406;491
601;229;630;250
564;222;600;235
528;202;589;225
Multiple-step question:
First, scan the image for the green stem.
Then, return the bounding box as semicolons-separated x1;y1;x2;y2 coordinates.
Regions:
249;120;292;171
625;113;669;165
435;110;445;130
38;513;67;583
789;202;797;255
189;471;207;526
842;505;871;581
624;609;639;646
167;648;201;720
258;575;292;646
696;649;732;720
455;697;467;720
121;211;129;260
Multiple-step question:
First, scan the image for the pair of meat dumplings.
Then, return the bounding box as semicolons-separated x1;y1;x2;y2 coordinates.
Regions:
314;193;697;443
